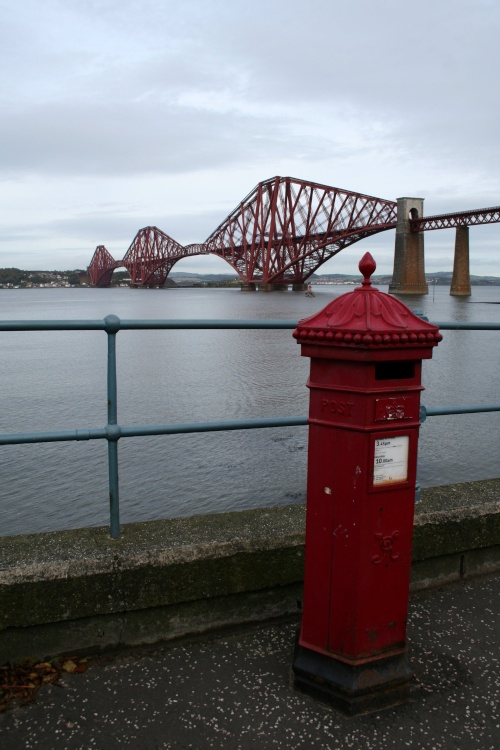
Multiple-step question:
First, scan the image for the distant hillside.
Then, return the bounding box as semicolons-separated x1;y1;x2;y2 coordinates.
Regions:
310;271;500;286
142;270;500;286
420;271;500;286
168;272;239;287
310;273;392;284
169;272;238;283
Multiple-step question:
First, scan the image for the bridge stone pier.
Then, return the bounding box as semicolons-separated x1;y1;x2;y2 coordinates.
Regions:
450;226;472;296
259;283;289;292
389;197;428;295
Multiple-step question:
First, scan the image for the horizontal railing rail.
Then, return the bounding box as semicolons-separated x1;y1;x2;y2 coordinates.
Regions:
0;417;309;446
0;318;299;332
1;316;500;538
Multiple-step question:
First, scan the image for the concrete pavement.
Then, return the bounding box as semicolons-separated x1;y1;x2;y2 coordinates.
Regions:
1;573;499;749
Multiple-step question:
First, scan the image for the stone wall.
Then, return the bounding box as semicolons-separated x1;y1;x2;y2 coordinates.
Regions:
1;480;499;663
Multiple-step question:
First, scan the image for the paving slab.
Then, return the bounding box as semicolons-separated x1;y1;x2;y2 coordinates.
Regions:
1;574;499;749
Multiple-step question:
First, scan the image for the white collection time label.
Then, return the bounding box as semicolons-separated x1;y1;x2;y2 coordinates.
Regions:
373;436;410;486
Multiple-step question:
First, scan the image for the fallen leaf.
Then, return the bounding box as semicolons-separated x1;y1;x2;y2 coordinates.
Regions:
61;660;78;674
0;655;90;712
42;673;59;684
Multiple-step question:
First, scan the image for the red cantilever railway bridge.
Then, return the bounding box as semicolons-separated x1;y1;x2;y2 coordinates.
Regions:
87;176;500;289
88;176;397;288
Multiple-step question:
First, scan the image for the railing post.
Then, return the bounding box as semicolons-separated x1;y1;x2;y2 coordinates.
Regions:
104;315;121;539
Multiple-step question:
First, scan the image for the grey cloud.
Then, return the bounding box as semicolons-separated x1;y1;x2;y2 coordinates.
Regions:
0;100;330;177
0;208;231;261
4;1;498;184
1;0;499;273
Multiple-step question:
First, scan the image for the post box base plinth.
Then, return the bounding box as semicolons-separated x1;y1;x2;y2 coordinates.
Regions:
292;639;414;716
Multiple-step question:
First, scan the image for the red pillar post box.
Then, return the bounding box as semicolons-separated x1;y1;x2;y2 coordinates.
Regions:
292;253;442;714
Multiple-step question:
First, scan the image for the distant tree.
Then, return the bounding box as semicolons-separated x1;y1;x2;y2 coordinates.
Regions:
0;268;24;285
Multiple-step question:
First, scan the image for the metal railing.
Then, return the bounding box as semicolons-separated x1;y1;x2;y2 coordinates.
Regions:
1;316;500;538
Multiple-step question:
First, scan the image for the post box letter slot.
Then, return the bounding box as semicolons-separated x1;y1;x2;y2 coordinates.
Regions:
375;362;414;380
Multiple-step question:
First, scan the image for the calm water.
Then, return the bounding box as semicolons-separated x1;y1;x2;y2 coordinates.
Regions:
1;283;500;536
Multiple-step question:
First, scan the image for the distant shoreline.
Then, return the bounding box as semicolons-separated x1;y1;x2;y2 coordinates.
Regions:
2;268;500;289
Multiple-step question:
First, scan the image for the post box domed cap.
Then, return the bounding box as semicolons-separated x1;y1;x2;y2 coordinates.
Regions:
293;252;442;349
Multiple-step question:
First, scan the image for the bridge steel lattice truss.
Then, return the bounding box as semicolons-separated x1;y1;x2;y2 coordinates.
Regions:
87;176;500;288
88;177;398;287
410;206;500;232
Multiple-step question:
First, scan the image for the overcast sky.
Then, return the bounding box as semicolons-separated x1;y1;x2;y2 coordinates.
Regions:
1;0;499;277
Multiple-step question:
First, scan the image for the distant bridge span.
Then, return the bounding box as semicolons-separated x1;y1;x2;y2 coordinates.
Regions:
87;229;207;288
410;206;500;233
87;176;500;294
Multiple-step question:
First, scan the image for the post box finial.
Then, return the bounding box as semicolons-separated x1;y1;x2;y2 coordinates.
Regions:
293;253;442;354
359;252;376;287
